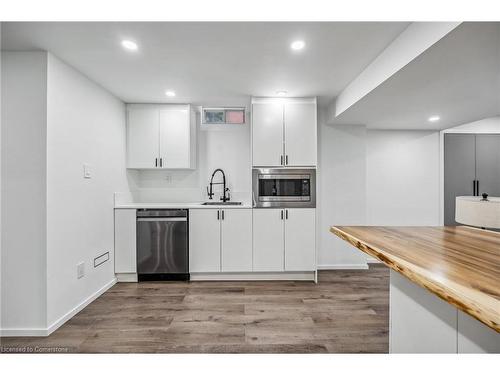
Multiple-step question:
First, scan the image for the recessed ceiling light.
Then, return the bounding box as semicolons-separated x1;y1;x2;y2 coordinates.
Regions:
290;40;305;51
276;91;288;97
121;40;138;51
165;90;176;97
428;115;440;122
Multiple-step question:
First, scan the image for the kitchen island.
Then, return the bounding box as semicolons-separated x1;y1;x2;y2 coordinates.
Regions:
330;226;500;353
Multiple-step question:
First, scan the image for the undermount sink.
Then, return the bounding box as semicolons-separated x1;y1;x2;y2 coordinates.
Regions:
201;201;242;206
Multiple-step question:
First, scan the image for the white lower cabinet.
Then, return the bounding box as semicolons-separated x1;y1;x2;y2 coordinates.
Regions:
221;209;253;272
114;206;314;280
284;208;316;271
114;209;137;274
189;209;221;272
189;209;252;273
253;209;285;271
253;208;316;272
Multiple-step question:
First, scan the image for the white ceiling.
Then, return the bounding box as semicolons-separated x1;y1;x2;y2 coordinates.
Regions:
332;22;500;130
1;22;409;106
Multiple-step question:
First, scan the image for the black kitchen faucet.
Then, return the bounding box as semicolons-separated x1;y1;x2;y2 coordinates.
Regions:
207;168;230;202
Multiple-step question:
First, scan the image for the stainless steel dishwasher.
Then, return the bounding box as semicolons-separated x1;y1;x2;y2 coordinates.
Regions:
136;209;189;281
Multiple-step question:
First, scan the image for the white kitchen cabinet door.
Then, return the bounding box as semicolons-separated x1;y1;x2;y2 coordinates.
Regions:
189;209;221;272
253;209;284;271
159;106;191;169
221;209;252;272
284;101;317;166
284;208;316;271
252;102;284;167
114;209;137;273
127;107;159;168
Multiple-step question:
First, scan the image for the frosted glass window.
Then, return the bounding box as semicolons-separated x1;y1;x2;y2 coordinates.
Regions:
202;108;245;125
225;110;245;124
203;109;225;124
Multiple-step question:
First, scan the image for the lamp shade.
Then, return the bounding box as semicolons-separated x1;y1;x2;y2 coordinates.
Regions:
455;196;500;229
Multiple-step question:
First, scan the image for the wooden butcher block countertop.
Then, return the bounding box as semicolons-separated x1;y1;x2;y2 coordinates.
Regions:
330;226;500;333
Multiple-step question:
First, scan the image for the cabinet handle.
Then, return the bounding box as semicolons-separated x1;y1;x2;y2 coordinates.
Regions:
217;210;220;220
476;180;479;196
221;210;224;220
281;210;284;220
473;180;476;196
155;158;158;167
160;158;163;167
285;155;288;165
285;209;288;220
280;155;283;166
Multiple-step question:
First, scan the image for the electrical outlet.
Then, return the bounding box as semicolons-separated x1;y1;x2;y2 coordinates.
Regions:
165;175;172;184
77;262;85;279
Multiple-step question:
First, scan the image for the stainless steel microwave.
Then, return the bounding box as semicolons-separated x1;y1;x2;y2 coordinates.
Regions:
252;168;316;208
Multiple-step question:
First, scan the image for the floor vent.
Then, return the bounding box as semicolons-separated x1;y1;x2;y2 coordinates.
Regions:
94;252;109;268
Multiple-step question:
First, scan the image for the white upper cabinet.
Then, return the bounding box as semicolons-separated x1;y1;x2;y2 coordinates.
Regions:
284;101;317;167
252;102;284;167
127;108;160;169
252;97;317;167
127;104;196;169
159;107;191;169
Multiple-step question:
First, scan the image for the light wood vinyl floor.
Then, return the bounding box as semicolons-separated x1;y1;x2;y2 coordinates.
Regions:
0;265;389;353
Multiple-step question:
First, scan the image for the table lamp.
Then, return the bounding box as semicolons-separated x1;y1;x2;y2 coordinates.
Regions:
455;193;500;229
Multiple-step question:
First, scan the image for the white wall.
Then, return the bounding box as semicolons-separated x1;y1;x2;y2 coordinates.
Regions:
199;124;251;198
1;52;48;331
366;130;440;226
317;112;368;268
46;54;128;327
317;104;442;267
1;51;129;335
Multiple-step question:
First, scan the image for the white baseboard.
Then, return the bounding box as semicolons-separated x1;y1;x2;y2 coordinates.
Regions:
0;278;116;337
46;278;117;335
116;273;138;282
0;327;49;337
367;258;382;264
190;271;316;281
317;264;369;270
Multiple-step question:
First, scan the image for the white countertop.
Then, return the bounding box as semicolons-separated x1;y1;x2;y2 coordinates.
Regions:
115;202;252;209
